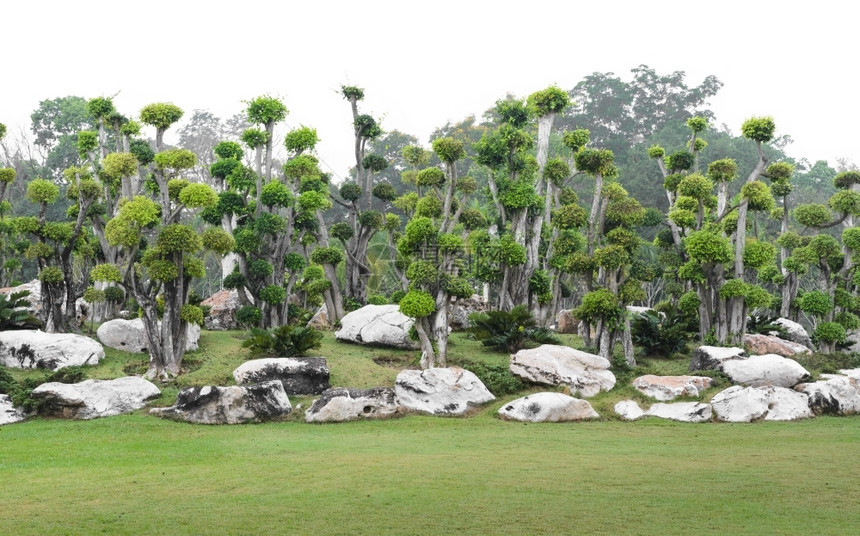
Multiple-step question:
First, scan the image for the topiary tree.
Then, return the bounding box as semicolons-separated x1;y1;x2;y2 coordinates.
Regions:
92;103;231;380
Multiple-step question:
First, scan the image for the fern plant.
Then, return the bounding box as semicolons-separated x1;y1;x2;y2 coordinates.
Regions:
242;325;323;357
0;290;40;330
746;314;788;339
467;305;561;353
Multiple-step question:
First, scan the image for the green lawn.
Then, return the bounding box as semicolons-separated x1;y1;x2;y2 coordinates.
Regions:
1;330;859;535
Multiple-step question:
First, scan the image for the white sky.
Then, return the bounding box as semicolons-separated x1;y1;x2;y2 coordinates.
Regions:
2;1;857;180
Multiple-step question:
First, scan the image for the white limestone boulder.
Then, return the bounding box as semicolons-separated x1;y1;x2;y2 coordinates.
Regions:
711;385;812;422
395;367;495;415
233;357;330;395
646;402;712;423
498;392;599;422
335;304;417;349
743;333;810;357
632;375;713;401
97;318;200;353
689;345;746;372
31;377;161;420
0;330;103;370
150;381;291;424
0;394;26;425
305;387;400;422
773;318;814;349
721;354;810;388
796;377;860;416
201;289;240;330
510;345;616;398
614;400;646;420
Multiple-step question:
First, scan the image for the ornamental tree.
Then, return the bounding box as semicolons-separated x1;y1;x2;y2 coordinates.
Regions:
92;103;230;380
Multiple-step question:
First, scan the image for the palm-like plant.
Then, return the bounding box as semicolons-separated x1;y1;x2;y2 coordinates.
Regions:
0;290;40;330
468;305;561;353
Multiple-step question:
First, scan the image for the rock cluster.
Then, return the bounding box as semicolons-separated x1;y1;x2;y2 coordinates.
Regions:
631;375;713;401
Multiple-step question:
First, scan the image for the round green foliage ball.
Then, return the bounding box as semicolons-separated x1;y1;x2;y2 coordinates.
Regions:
248;259;274;279
814;322;846;344
180;304;204;326
686;116;708;133
260;180;293;207
38;266;64;284
340;183;362;202
416;195;443;218
741;181;775;212
678;291;701;315
27;179;60;204
741;116;776;143
246;96;288;125
259;285;287;305
236;306;262;327
574;148;614;175
431;137;466;164
665;151;694;172
284;126;318;153
406;260;437;285
575;288;619;322
743;240;777;269
798;290;833;317
0;167;16;184
310;247;344;266
399;290;435;318
416;167;445;188
527;86;570;116
140;103;184;130
155;149;197;170
104;286;125;303
677;173;713;200
459;208;488;230
157;224;202;254
563;129;590;152
707;158;738;183
372;182;397;202
214;141;243;160
833;170;860;190
330;222;354;241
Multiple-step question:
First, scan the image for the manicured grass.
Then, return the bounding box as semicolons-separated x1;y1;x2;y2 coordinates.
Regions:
2;328;859;535
1;414;858;535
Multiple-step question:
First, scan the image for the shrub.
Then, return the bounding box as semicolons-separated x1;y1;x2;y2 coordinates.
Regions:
467;305;560;353
367;294;388;305
242;325;323;357
630;308;697;357
236;306;262;328
452;360;525;397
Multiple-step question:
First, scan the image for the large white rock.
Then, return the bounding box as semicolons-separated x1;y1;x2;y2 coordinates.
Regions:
758;386;813;421
743;333;810;357
395;367;495;415
689;345;746;372
773;318;814;349
632;375;713;401
201;289;240;331
335;304;417;349
150;381;291;424
848;330;860;354
498;392;599;422
97;318;200;353
646;402;712;423
305;387;400;422
0;330;104;370
233;357;330;395
614;400;646;420
837;368;860;388
796;377;860;415
710;385;769;422
0;394;26;425
31;377;161;419
510;345;616;397
721;354;810;388
711;385;811;422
